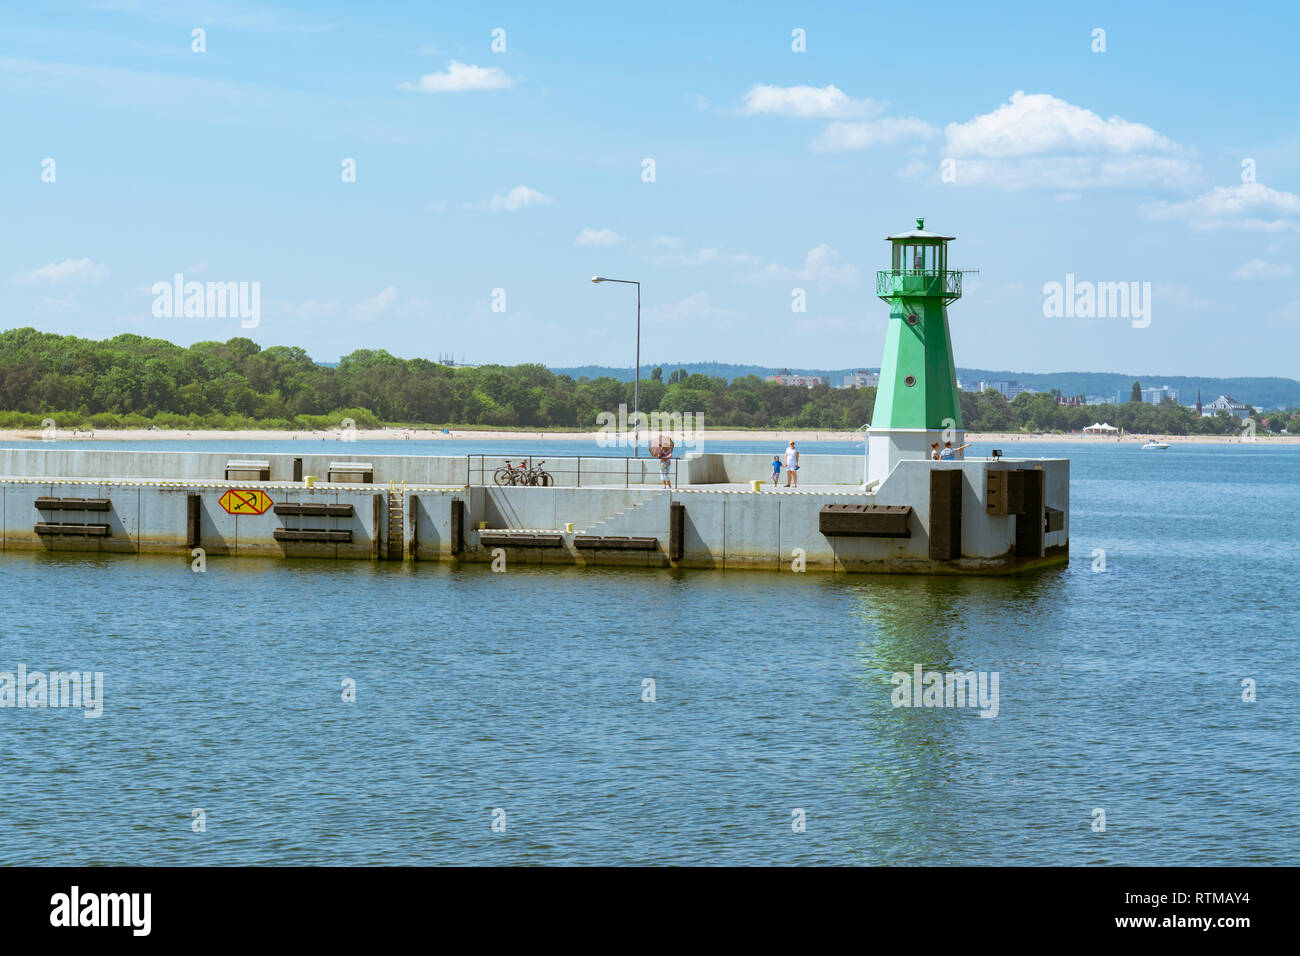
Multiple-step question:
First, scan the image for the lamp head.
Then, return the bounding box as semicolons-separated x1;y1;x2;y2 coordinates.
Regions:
591;276;605;283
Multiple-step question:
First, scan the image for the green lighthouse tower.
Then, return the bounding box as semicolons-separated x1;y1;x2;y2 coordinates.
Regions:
867;219;968;483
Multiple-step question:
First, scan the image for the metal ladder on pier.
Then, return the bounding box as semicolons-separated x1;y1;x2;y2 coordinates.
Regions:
386;480;406;560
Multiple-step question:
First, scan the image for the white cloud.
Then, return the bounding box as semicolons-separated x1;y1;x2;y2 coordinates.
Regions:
899;158;929;178
740;84;934;153
89;0;324;33
939;91;1196;188
759;245;859;283
946;91;1178;158
399;296;431;316
287;299;339;317
474;185;552;212
15;258;109;284
1277;300;1300;325
647;244;759;267
811;117;936;151
575;227;623;247
939;155;1198;190
799;244;858;282
1152;281;1216;314
1230;259;1292;279
1140;183;1300;232
741;83;880;119
792;315;861;337
349;286;399;320
647;292;739;323
399;60;512;93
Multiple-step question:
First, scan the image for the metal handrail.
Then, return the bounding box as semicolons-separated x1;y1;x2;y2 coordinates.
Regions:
875;269;963;298
466;454;679;489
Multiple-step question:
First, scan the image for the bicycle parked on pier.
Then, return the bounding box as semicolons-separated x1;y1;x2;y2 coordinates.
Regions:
493;459;552;487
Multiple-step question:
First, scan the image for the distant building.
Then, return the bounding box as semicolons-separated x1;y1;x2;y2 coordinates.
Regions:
1115;385;1175;404
1086;395;1116;406
978;380;1032;400
1141;385;1180;405
1202;395;1252;419
841;370;879;389
1056;395;1086;407
765;374;830;388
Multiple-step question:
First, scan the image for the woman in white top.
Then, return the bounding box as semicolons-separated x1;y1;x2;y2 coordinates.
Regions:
784;441;799;487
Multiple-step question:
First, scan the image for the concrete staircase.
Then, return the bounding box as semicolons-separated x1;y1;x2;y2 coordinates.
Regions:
580;490;668;536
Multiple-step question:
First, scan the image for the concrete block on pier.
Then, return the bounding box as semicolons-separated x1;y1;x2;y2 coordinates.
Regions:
723;492;781;569
673;492;726;569
776;495;838;571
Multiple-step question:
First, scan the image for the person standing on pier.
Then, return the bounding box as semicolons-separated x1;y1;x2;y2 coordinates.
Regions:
653;435;674;488
784;441;800;488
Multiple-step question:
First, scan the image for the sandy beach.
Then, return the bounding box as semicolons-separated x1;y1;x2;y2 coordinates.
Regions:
2;427;1293;445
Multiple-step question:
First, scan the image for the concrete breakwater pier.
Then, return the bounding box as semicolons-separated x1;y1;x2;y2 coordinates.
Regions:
1;220;1072;575
0;447;1067;574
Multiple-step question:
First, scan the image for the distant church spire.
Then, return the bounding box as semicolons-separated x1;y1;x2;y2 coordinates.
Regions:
1195;388;1202;415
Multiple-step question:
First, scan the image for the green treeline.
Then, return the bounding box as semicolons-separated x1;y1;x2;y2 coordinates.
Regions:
0;328;1293;435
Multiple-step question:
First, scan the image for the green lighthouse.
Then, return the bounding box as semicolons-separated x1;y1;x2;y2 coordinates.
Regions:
867;219;967;483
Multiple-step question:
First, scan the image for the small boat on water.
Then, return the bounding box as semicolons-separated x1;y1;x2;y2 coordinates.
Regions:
1142;440;1171;450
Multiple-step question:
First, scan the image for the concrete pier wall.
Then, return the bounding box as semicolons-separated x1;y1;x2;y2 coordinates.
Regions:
0;448;470;485
0;448;865;488
681;452;863;486
0;449;1067;574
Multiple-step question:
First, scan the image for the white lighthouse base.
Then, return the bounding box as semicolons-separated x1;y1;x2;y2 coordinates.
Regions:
867;427;966;485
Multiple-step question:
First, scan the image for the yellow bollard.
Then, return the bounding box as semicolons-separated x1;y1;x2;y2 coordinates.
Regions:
750;479;762;492
305;475;317;487
478;521;487;530
565;522;574;533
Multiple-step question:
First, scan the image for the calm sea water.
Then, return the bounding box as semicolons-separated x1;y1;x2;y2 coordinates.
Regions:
0;440;1296;865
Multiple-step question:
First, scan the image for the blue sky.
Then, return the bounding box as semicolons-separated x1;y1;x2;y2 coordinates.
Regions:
3;0;1299;376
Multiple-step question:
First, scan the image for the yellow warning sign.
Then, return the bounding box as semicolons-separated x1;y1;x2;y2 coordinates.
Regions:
219;489;273;516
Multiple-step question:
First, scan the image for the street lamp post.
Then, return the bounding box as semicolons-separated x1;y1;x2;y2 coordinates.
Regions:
591;276;641;457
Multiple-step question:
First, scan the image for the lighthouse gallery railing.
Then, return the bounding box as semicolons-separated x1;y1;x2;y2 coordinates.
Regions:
875;269;962;300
